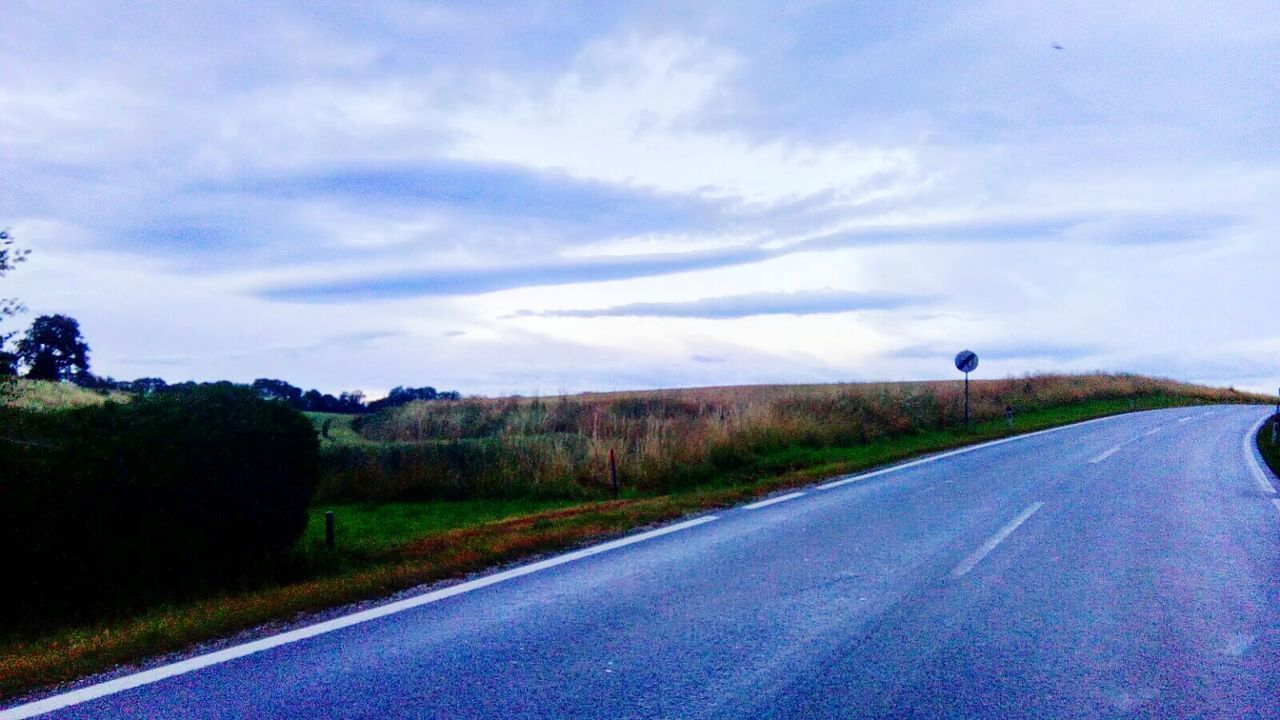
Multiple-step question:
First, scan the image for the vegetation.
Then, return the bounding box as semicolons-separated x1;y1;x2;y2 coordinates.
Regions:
1258;413;1280;478
0;229;31;377
0;373;1269;700
322;374;1262;502
0;385;318;627
15;314;91;381
1;378;126;411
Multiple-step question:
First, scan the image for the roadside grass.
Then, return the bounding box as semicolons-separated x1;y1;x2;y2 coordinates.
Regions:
0;379;126;411
1258;415;1280;478
0;388;1254;701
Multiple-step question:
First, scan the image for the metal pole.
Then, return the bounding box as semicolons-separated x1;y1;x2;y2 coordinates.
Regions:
325;511;335;551
609;448;619;498
964;372;970;425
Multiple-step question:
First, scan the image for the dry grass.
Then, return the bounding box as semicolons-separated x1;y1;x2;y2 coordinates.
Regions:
324;374;1265;500
2;373;1270;701
1;378;130;411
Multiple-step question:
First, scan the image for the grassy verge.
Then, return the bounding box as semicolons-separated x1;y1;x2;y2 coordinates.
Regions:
0;393;1246;700
1258;415;1280;478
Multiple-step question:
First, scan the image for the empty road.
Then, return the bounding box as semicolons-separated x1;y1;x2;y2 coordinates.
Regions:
8;405;1280;718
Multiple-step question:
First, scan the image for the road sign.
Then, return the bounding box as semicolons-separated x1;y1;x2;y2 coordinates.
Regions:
955;350;979;425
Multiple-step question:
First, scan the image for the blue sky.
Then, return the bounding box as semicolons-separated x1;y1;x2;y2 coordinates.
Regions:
2;1;1277;396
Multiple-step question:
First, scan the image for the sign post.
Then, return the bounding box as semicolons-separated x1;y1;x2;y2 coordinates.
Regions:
955;350;979;425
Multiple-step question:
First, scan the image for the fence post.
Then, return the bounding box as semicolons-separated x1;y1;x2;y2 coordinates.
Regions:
1005;405;1014;428
609;448;619;498
325;511;335;551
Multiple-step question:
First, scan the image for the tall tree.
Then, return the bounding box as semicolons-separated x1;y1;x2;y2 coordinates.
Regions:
17;314;90;381
0;230;31;376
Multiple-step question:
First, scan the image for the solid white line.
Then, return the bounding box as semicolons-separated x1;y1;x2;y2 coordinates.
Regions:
0;515;721;719
951;502;1045;577
1203;410;1217;417
816;414;1129;491
1243;413;1277;496
743;492;805;510
1273;499;1280;515
1144;427;1162;437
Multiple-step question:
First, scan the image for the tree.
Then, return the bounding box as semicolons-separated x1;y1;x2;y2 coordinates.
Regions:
17;314;90;381
252;378;303;405
0;229;30;377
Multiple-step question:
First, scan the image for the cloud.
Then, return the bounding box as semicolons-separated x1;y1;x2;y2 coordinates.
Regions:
259;244;775;301
892;342;1100;364
513;289;932;319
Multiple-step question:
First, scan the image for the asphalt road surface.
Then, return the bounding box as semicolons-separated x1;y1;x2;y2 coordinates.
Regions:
8;405;1280;719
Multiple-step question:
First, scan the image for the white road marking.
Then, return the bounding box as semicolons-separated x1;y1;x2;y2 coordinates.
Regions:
951;502;1045;577
1273;499;1280;515
743;492;805;510
817;414;1128;491
0;515;721;720
1144;427;1162;437
1203;410;1217;417
1177;416;1194;424
1244;413;1278;496
1089;436;1140;464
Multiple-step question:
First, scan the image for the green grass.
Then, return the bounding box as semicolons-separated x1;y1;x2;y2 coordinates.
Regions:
1;378;128;411
0;388;1265;700
300;498;580;557
304;412;371;446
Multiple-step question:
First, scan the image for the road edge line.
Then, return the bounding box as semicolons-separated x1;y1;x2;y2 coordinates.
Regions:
1244;413;1277;496
0;516;720;719
817;413;1128;491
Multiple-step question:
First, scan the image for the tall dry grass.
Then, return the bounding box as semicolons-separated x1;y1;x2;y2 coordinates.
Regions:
318;374;1263;501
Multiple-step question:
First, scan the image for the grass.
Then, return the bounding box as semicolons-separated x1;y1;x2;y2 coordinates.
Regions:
304;411;374;447
318;374;1267;501
299;498;580;557
0;379;127;411
1258;414;1280;478
3;381;1269;701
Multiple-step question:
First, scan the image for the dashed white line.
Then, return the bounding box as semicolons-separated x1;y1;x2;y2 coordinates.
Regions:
1089;438;1136;464
1177;416;1194;424
1203;410;1217;417
817;414;1128;491
0;515;721;720
743;492;805;510
1144;427;1162;437
951;502;1045;577
1273;499;1280;515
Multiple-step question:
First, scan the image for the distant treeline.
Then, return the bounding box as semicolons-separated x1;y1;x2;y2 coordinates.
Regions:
71;375;460;413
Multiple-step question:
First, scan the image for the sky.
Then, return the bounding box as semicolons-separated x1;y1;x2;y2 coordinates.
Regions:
3;1;1278;397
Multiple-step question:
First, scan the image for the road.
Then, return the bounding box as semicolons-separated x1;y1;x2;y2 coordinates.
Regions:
7;405;1280;719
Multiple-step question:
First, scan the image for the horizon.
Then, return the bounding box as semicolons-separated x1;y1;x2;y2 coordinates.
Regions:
4;2;1278;397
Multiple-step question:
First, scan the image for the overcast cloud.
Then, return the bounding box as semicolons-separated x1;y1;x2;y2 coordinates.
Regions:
2;1;1277;396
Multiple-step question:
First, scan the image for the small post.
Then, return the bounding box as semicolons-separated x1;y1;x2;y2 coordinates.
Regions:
324;511;335;551
1005;405;1014;428
964;372;970;425
1271;418;1277;446
609;448;619;498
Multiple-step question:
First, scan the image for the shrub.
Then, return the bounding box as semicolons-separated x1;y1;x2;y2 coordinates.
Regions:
0;385;318;623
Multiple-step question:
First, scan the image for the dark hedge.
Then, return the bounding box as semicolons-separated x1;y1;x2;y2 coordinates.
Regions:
0;385;318;623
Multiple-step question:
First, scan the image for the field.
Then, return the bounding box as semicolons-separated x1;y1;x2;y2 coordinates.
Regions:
1;373;1273;699
316;373;1261;501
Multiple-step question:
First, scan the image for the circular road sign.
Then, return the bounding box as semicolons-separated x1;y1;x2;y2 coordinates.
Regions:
955;350;979;373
